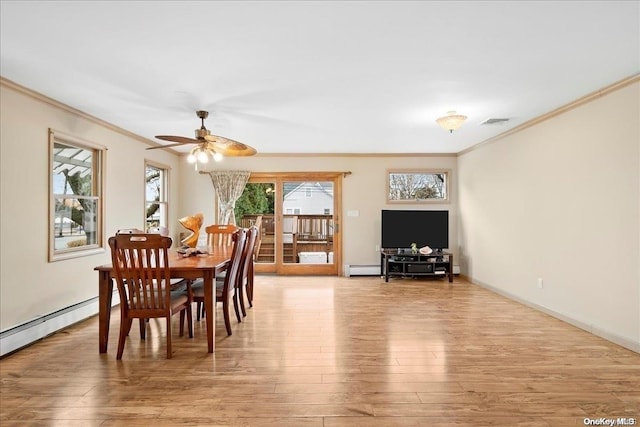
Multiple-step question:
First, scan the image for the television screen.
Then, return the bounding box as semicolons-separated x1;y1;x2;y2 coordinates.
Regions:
381;210;449;249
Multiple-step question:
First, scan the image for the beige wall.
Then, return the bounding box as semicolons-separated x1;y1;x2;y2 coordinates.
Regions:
0;82;182;331
178;155;458;269
3;75;637;353
458;80;640;349
0;79;459;334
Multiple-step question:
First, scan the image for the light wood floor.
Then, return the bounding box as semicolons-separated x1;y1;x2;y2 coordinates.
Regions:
1;275;638;426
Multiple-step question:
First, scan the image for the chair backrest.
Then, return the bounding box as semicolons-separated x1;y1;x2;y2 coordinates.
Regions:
237;226;259;289
108;233;173;317
219;228;247;299
253;215;263;231
205;224;240;248
116;228;145;234
252;217;263;261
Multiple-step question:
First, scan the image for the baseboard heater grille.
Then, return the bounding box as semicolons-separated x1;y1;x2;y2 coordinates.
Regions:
344;264;380;277
0;290;120;357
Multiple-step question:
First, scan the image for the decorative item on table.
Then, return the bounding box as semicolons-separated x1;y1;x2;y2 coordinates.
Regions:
177;246;208;257
178;212;203;248
419;245;433;255
411;242;418;254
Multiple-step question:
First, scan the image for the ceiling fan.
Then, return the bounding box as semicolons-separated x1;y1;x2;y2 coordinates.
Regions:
147;110;257;164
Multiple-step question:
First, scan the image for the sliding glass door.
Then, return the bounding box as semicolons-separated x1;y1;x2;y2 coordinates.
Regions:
239;172;342;275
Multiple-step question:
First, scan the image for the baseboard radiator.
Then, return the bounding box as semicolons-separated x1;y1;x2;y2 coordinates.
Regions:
344;264;381;277
0;291;120;357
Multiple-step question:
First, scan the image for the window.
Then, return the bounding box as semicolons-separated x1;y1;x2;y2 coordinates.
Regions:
145;162;168;232
387;169;449;203
49;129;105;261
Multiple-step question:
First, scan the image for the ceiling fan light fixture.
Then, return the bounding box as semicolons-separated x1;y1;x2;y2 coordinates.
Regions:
196;149;209;163
436;111;467;133
149;111;257;170
187;148;197;163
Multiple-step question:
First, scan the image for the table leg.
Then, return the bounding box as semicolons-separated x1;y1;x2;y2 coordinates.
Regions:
98;271;113;353
204;271;216;353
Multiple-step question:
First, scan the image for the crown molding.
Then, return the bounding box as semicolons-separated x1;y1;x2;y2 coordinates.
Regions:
458;74;640;157
1;76;168;150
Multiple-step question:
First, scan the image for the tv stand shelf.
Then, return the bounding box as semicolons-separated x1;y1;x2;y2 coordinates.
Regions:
381;249;453;283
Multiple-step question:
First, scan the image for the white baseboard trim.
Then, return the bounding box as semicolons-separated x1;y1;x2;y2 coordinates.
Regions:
469;277;640;354
0;291;120;357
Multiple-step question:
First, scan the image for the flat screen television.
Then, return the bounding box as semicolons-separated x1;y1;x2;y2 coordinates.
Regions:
381;209;449;250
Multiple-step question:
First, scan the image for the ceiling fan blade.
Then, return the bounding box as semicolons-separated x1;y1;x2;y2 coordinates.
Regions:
215;143;258;156
204;134;258;156
155;135;200;144
146;142;189;150
153;111;256;156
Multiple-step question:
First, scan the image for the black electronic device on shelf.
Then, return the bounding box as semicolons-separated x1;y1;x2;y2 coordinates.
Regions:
381;209;449;251
380;249;453;282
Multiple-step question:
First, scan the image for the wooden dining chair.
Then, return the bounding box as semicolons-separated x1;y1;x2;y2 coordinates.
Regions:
205;224;240;248
192;227;247;336
108;233;193;359
246;218;262;306
236;225;259;317
117;227;187;334
191;224;241;321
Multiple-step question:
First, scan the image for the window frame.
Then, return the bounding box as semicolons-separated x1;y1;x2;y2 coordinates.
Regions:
386;169;450;204
49;129;106;262
144;161;170;233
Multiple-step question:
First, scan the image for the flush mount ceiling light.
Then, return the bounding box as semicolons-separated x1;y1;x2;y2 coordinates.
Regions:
436;111;468;133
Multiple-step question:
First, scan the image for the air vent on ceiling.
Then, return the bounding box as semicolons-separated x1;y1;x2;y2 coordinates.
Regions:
480;117;510;125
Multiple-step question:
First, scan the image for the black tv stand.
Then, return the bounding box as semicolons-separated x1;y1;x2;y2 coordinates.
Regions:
381;249;453;283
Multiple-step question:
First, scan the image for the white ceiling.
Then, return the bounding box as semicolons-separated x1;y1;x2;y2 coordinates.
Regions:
1;1;638;155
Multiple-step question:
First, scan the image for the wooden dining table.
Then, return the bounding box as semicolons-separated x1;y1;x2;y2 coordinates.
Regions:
94;246;232;354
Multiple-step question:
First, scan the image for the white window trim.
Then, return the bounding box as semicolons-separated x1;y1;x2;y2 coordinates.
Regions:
49;129;106;262
144;160;170;232
386;168;450;204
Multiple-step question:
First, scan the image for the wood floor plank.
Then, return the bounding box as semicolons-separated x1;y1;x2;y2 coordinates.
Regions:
1;275;638;426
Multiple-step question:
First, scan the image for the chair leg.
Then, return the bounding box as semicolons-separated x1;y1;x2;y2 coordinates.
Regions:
166;317;172;359
233;292;242;323
196;301;205;321
247;264;254;307
223;299;232;336
139;318;146;339
238;287;247;317
117;317;133;360
187;304;193;338
179;310;185;337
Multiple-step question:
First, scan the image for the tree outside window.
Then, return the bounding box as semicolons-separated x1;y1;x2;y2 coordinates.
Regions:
49;130;104;261
387;170;449;203
145;163;168;232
